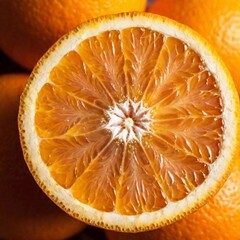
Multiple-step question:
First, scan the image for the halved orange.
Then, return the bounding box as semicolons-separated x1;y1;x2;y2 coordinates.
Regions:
18;12;240;232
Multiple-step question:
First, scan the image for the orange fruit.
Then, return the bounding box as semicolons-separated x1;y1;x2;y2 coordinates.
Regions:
18;12;240;232
0;0;147;70
0;74;86;240
105;162;240;240
148;0;240;94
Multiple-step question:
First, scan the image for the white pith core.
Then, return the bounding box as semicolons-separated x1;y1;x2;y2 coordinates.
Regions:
105;99;151;142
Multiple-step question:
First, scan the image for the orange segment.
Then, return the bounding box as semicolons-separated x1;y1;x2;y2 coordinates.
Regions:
121;28;164;102
50;50;113;109
35;83;106;138
150;70;223;119
150;117;223;164
142;134;209;201
143;37;205;107
116;141;167;215
18;13;240;232
40;130;111;188
76;30;127;103
72;139;124;212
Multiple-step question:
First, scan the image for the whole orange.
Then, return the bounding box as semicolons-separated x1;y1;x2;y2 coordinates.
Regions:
106;162;240;240
148;0;240;94
0;74;86;240
0;0;147;70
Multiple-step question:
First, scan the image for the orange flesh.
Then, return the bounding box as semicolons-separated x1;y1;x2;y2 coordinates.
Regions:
35;27;223;215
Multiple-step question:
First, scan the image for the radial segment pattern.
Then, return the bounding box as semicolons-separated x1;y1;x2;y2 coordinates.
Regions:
35;27;223;215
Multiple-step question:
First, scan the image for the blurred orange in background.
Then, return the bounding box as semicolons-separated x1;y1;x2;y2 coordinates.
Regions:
0;0;147;70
